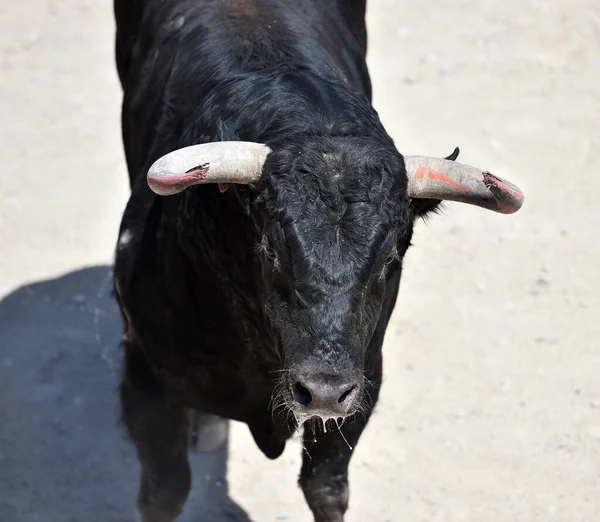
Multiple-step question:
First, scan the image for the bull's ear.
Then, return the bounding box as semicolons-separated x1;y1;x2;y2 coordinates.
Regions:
409;147;459;218
411;198;443;218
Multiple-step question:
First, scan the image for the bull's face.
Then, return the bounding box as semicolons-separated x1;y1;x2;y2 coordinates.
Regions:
251;137;415;424
146;133;523;426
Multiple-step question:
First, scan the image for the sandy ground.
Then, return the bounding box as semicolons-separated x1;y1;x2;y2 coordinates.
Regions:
1;0;599;521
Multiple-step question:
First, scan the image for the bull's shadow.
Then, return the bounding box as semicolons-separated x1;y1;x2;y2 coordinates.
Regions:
0;265;252;522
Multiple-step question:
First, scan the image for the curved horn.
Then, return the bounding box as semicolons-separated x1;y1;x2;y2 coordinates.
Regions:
404;154;524;214
147;141;271;196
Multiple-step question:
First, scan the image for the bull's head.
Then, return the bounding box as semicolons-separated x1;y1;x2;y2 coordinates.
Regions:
146;139;523;426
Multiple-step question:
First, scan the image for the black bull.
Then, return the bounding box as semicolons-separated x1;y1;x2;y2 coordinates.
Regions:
112;1;522;521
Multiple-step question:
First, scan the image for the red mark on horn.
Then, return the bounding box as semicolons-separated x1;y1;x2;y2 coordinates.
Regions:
483;172;524;202
416;165;469;192
148;154;226;195
148;165;210;194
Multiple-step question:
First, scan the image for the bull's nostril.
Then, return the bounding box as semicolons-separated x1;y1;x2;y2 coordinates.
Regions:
338;385;355;404
289;375;360;412
293;382;312;407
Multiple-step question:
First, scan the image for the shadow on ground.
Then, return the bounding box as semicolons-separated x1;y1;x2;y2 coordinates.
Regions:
0;266;252;522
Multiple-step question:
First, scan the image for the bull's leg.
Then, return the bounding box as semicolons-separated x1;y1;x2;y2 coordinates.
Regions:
120;341;191;522
299;384;380;522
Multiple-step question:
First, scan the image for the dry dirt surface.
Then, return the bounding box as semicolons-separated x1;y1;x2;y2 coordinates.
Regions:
1;1;599;521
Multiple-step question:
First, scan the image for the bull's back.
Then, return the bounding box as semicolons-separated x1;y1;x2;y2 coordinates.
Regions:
115;0;370;94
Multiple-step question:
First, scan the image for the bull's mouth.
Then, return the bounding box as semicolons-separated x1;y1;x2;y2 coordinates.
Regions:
296;413;357;430
291;413;358;449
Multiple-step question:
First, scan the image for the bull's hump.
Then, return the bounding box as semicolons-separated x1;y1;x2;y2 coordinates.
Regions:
220;0;297;71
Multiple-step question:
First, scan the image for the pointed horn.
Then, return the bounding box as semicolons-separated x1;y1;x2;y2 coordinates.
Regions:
147;141;271;196
404;154;524;214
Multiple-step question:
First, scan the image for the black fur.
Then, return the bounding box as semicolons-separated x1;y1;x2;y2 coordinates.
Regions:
113;1;438;521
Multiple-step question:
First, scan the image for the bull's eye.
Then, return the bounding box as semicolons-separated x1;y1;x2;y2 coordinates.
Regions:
379;248;399;281
385;247;399;266
258;236;278;265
